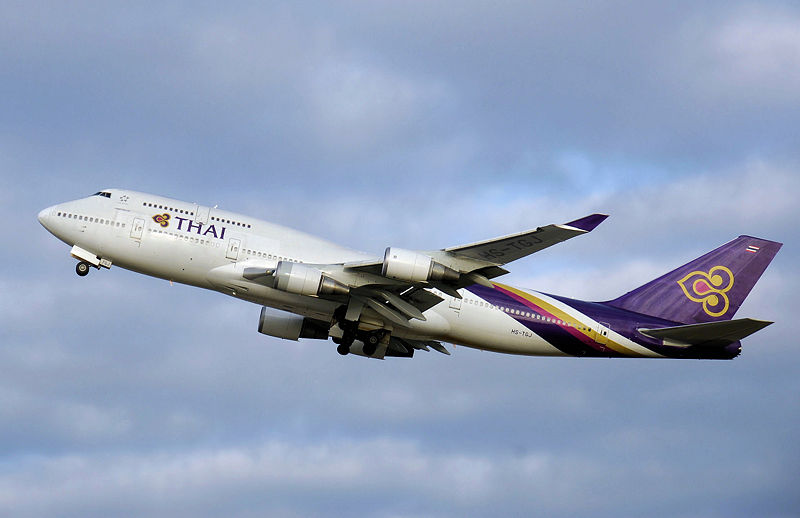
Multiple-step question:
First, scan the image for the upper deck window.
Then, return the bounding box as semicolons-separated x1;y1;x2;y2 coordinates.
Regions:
92;191;112;198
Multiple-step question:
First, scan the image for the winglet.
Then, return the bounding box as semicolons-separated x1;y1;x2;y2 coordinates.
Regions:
563;213;609;232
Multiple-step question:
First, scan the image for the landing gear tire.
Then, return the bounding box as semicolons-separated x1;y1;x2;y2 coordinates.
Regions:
337;329;355;356
76;261;90;277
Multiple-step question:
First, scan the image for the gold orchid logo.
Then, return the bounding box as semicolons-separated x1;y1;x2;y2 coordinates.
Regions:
677;266;734;317
152;213;170;228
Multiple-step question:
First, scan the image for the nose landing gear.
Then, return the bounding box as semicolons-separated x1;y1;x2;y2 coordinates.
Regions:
75;261;91;277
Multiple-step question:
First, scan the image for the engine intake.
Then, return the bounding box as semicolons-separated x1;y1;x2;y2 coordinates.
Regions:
381;247;460;283
258;307;329;340
273;261;349;296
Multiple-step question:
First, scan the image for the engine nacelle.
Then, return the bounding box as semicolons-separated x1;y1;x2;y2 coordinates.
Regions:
273;261;349;296
258;307;329;341
381;247;460;283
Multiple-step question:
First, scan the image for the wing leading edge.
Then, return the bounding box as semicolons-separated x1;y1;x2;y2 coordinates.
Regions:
345;213;609;276
438;213;609;266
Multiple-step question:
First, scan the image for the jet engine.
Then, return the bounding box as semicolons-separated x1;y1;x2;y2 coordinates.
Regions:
258;306;329;340
273;261;349;296
381;247;460;283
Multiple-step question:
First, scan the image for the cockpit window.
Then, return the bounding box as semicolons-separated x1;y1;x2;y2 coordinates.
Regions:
92;191;112;198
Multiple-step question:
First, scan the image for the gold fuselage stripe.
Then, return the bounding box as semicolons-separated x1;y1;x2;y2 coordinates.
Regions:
493;282;645;357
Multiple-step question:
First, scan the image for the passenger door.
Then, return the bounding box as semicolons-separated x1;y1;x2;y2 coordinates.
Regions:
194;205;210;225
594;322;610;345
226;238;241;260
130;217;144;240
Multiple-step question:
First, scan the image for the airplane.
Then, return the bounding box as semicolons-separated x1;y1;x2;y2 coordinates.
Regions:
38;189;782;360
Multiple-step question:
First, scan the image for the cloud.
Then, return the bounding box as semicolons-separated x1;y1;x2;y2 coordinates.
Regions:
703;5;800;102
0;432;794;518
3;2;800;517
306;58;450;156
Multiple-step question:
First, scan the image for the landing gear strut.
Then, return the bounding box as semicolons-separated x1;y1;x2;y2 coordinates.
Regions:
332;305;386;357
336;320;357;356
75;261;91;277
362;332;381;356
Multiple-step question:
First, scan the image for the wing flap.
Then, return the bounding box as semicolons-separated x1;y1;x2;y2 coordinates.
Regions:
396;338;450;355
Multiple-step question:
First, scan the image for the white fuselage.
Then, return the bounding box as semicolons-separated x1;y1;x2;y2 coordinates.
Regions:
38;189;661;358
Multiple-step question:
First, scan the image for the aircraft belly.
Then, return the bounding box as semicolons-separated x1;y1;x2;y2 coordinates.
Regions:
94;229;218;288
435;302;567;356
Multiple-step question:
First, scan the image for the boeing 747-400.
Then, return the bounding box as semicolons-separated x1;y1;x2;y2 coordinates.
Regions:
38;190;781;360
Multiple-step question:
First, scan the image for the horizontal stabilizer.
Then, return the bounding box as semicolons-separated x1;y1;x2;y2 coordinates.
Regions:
639;318;772;347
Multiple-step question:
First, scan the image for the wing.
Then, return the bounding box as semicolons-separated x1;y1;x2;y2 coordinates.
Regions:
344;213;608;282
233;214;607;355
327;213;608;319
437;213;608;266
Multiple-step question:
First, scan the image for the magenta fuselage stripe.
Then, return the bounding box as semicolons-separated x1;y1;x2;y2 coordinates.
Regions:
492;284;606;353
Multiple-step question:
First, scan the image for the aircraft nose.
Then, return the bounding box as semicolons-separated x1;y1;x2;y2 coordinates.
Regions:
38;206;52;227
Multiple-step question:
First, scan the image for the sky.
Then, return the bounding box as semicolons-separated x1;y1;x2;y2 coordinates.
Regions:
1;1;799;517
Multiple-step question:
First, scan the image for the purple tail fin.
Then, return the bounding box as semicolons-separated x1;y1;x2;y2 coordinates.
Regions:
606;236;782;324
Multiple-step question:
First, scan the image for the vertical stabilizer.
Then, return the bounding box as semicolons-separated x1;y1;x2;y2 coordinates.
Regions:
606;236;781;324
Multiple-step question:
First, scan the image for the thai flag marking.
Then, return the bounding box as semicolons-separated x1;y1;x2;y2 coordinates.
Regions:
746;245;760;253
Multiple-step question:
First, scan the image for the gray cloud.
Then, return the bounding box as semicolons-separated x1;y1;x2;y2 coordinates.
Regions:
0;432;794;518
2;1;799;517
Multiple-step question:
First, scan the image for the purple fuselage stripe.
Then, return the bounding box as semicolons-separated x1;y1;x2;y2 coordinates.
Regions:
464;284;741;359
466;284;621;357
491;284;610;353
